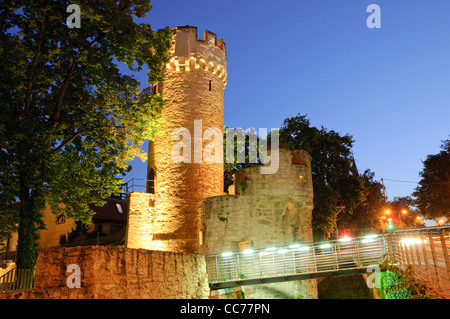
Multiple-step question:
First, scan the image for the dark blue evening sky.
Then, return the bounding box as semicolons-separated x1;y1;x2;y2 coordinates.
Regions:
125;0;450;204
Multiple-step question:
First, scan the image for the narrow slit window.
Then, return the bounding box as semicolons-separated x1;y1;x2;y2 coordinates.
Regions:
147;168;155;194
209;80;212;91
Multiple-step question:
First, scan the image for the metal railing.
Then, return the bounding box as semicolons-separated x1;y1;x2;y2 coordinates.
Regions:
386;226;450;297
121;178;153;195
0;268;35;293
206;226;450;295
206;234;388;289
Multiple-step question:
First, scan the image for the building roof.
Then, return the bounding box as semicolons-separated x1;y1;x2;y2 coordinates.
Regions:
90;197;128;224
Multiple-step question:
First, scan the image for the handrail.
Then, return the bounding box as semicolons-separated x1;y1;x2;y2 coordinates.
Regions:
386;225;450;297
206;233;388;288
0;268;35;293
0;268;15;284
121;178;155;195
387;225;449;233
205;226;450;295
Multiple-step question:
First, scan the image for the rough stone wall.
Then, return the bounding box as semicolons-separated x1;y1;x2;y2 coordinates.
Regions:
146;26;226;253
125;192;155;250
198;148;314;254
198;148;317;298
242;281;317;299
317;275;375;299
0;246;210;299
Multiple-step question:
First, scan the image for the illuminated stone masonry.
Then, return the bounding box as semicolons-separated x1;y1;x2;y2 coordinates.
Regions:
198;148;314;255
124;26;318;298
0;246;209;299
143;26;226;253
198;147;317;298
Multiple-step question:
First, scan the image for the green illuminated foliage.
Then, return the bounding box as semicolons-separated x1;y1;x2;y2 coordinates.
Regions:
0;0;172;268
413;139;450;221
379;257;437;299
279;114;364;239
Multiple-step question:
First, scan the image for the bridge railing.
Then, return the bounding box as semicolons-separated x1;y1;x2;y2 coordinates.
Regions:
206;234;388;287
386;226;450;297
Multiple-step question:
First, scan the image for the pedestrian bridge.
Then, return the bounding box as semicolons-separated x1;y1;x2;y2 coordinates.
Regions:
205;226;450;297
206;233;387;289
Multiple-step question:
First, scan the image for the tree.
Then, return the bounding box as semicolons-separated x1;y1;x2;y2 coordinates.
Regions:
338;169;385;236
279;114;364;239
0;204;18;254
0;1;172;268
413;139;450;221
223;127;261;192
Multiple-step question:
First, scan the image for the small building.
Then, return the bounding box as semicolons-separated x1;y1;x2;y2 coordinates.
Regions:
1;197;128;261
90;197;128;237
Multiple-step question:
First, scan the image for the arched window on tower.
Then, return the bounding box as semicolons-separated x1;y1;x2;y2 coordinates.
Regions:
147;168;155;194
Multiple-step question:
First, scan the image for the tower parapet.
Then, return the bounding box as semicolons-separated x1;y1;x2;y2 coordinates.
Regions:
165;26;227;86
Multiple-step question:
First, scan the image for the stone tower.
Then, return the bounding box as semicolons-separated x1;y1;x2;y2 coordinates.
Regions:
145;26;227;253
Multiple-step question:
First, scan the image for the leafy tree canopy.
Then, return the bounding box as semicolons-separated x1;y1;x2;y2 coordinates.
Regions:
279;114;364;239
0;0;172;267
413;138;450;221
223;127;261;192
338;169;385;236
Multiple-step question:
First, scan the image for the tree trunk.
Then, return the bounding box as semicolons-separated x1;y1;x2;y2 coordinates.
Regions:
16;181;39;269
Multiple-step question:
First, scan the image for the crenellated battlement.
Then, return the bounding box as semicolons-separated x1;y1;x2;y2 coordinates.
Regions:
165;26;227;85
170;26;226;55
